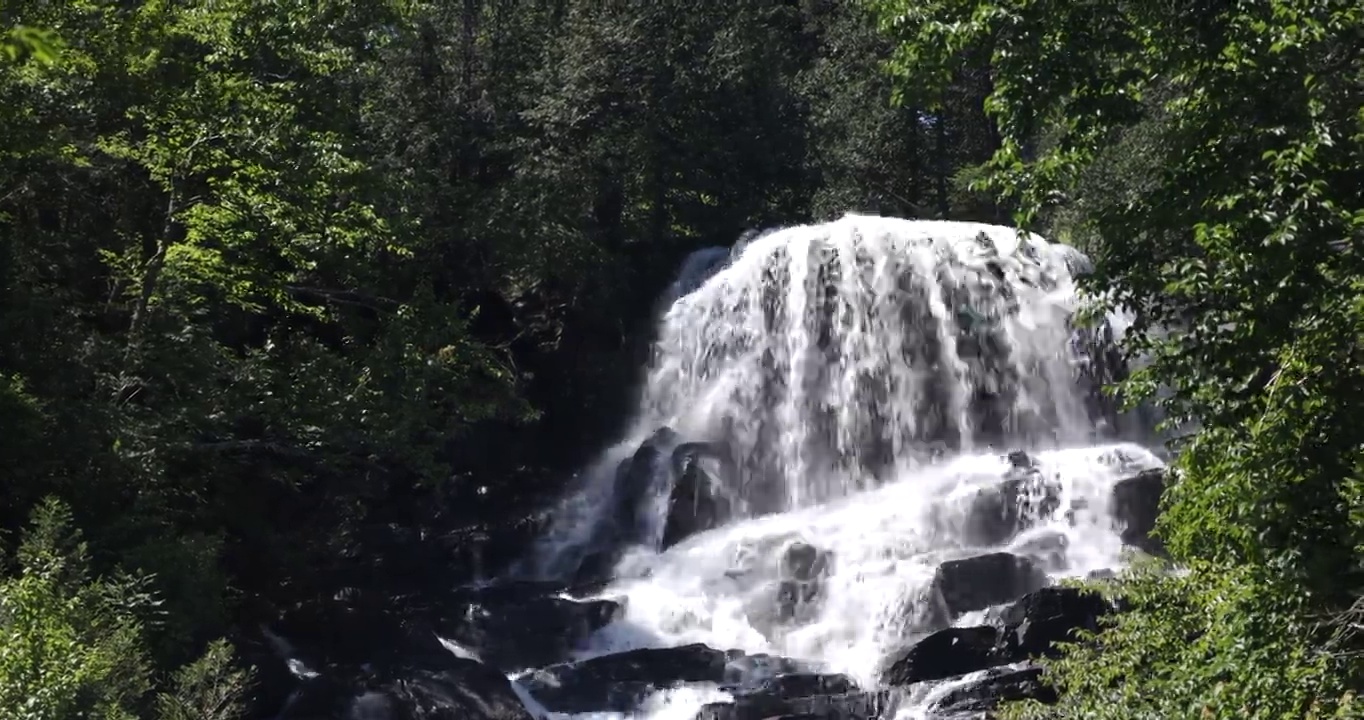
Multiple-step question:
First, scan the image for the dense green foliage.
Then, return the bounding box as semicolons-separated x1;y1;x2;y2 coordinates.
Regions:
12;0;1359;713
870;0;1364;715
0;499;152;719
0;499;252;719
1;1;1005;712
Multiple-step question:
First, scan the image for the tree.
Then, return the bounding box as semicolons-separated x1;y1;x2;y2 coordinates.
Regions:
2;25;61;64
0;0;527;670
0;498;153;719
0;498;253;720
869;0;1364;715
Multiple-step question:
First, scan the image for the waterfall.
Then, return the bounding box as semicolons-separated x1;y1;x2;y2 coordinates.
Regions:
517;215;1160;719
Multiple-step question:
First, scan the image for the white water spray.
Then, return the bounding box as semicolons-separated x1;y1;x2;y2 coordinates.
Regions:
522;215;1159;719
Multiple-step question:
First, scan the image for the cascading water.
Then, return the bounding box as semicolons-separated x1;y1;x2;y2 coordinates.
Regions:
516;215;1162;719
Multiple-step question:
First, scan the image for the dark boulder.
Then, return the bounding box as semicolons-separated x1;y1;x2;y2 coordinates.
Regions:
259;585;496;718
277;675;353;719
610;427;680;542
927;552;1049;623
740;540;836;635
519;643;743;714
268;590;452;672
692;672;862;720
1010;531;1070;572
776;541;834;622
993;586;1113;659
380;666;538;720
1111;468;1166;555
669;440;738;479
752;672;858;699
571;549;620;592
781;541;830;581
236;634;304;718
279;651;534;720
961;467;1063;548
439;509;553;586
569;427;683;590
446;579;574;605
883;586;1114;690
696;690;899;720
262;578;619;717
661;450;734;550
721;652;811;685
438;584;623;671
928;664;1058;717
880;626;1004;686
1006;450;1034;470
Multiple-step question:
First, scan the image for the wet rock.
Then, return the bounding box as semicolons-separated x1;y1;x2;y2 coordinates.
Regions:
1006;450;1034;470
885;586;1119;693
1010;531;1070;572
881;626;1004;686
661;453;734;550
929;552;1050;621
440;509;553;586
1111;468;1166;555
1062;497;1091;528
993;586;1113;659
781;541;830;580
568;427;684;590
696;672;862;720
261;582;541;718
777;541;834;622
269;591;451;672
722;653;811;684
696;690;899;720
928;665;1058;717
1071;316;1129;429
961;469;1063;547
438;585;623;671
669;440;737;478
610;427;680;542
446;579;575;605
237;635;304;718
751;672;859;698
279;651;534;720
571;549;620;592
520;643;743;713
741;539;836;634
277;675;351;719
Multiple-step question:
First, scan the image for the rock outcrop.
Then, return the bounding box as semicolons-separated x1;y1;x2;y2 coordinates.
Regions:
1111;468;1166;555
875;586;1117;717
924;552;1050;627
960;458;1063;547
662;443;736;549
438;583;623;671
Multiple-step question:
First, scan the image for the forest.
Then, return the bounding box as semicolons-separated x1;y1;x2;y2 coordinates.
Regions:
1;0;1361;718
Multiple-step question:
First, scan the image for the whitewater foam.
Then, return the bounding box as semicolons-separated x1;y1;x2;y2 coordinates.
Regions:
576;443;1158;683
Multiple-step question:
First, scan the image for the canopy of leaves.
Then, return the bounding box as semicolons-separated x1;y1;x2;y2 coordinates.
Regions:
2;25;62;64
0;499;254;718
869;0;1364;713
0;498;152;719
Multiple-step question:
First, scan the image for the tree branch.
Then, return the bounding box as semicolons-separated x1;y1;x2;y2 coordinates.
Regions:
284;285;402;313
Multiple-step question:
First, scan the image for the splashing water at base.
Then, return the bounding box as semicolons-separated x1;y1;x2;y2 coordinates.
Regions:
518;216;1160;719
